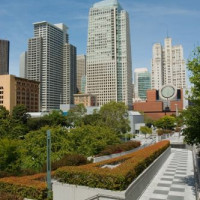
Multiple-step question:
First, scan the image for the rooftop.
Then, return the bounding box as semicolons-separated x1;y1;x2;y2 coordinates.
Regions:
93;0;122;10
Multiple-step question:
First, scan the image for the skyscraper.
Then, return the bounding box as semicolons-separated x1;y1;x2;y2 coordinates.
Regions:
86;0;133;108
19;51;27;78
77;55;86;93
27;21;76;111
0;39;9;75
134;68;151;101
151;37;186;90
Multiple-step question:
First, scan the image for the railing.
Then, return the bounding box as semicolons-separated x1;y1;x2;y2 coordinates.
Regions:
84;194;125;200
192;145;200;200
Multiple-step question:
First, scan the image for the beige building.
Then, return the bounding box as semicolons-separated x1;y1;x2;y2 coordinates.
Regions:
0;74;39;112
77;55;86;93
74;94;97;107
151;37;186;90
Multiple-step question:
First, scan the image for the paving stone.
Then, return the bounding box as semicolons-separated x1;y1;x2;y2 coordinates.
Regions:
167;195;184;200
157;183;171;187
153;190;169;195
161;178;174;181
170;187;185;192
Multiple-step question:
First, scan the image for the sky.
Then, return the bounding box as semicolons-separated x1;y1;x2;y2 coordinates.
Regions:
0;0;200;81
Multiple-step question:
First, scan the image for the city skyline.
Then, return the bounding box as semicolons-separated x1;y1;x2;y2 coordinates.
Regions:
0;0;199;79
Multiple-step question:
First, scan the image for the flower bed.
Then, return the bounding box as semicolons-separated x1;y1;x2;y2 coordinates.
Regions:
55;140;170;191
96;141;141;156
0;173;49;200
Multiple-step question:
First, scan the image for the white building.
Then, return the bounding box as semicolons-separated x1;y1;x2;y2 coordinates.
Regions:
151;37;186;90
77;55;86;93
27;21;76;111
86;0;133;109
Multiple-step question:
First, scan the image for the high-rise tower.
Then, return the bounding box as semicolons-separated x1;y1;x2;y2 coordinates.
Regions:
0;39;9;75
86;0;133;108
27;21;76;111
151;37;186;90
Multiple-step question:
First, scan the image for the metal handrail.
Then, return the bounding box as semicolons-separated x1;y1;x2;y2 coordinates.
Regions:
84;194;125;200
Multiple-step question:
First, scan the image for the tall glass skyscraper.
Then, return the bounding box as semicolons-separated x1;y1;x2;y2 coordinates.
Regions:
86;0;133;108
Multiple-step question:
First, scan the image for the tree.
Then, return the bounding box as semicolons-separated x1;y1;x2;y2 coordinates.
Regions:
155;115;176;130
66;104;87;127
68;125;121;156
21;126;71;172
99;101;130;135
182;47;200;145
0;138;22;173
140;126;152;138
0;106;9;120
12;105;30;124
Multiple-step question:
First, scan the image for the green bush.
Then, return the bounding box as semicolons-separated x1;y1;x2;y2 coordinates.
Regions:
42;153;88;171
96;141;141;156
55;141;170;191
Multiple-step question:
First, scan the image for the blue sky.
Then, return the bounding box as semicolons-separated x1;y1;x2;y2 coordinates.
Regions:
0;0;200;79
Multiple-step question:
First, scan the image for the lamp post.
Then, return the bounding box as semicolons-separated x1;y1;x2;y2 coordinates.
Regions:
175;104;178;117
47;130;52;198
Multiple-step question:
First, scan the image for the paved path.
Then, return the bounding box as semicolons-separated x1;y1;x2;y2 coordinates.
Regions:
139;148;196;200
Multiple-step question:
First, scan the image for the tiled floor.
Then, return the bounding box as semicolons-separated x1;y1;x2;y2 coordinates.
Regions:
139;149;196;200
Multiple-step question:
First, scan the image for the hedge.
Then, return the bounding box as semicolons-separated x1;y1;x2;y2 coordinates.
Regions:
0;173;49;200
96;141;141;156
55;140;170;191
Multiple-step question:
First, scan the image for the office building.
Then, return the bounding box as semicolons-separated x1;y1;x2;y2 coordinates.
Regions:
0;74;39;112
19;51;27;78
86;0;133;108
134;68;151;101
27;21;76;111
77;55;86;93
81;75;86;94
151;37;186;89
0;39;9;75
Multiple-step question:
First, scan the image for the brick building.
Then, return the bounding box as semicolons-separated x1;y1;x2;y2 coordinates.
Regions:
0;74;39;112
133;86;184;120
74;94;97;107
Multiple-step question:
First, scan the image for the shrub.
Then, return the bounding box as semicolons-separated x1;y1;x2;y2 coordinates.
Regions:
0;192;23;200
96;141;141;156
55;140;170;191
42;153;88;171
0;173;48;200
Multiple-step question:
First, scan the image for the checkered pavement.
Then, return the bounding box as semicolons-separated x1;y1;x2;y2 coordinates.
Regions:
139;149;195;200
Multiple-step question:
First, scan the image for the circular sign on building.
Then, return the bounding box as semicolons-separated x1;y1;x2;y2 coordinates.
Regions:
159;84;177;100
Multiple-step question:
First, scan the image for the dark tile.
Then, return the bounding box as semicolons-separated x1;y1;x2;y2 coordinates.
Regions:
153;190;169;195
170;187;185;192
161;178;174;181
167;195;184;200
176;172;187;175
172;181;185;185
166;169;176;172
163;173;175;176
157;183;171;187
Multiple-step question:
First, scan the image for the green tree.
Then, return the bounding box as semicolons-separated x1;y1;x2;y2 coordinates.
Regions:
140;126;152;138
21;126;70;172
12;105;30;124
99;101;130;135
155;115;176;130
82;113;101;126
0;106;9;120
0;138;23;173
68;125;121;156
182;47;200;145
66;104;86;127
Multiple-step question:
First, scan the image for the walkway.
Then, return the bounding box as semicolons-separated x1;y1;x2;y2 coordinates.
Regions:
139;148;196;200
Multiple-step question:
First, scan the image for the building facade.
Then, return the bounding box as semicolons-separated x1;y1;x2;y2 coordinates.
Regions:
133;86;185;120
151;37;186;90
86;0;133;108
134;68;151;101
19;51;27;78
77;55;86;93
74;93;97;107
0;75;39;112
0;39;9;75
26;21;76;111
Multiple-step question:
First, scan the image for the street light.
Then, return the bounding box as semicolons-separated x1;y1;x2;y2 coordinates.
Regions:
47;130;52;198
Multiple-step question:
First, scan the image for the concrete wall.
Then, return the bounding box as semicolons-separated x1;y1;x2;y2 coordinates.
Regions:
53;147;171;200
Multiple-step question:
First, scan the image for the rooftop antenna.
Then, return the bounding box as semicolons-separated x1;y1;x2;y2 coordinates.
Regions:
166;29;169;38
